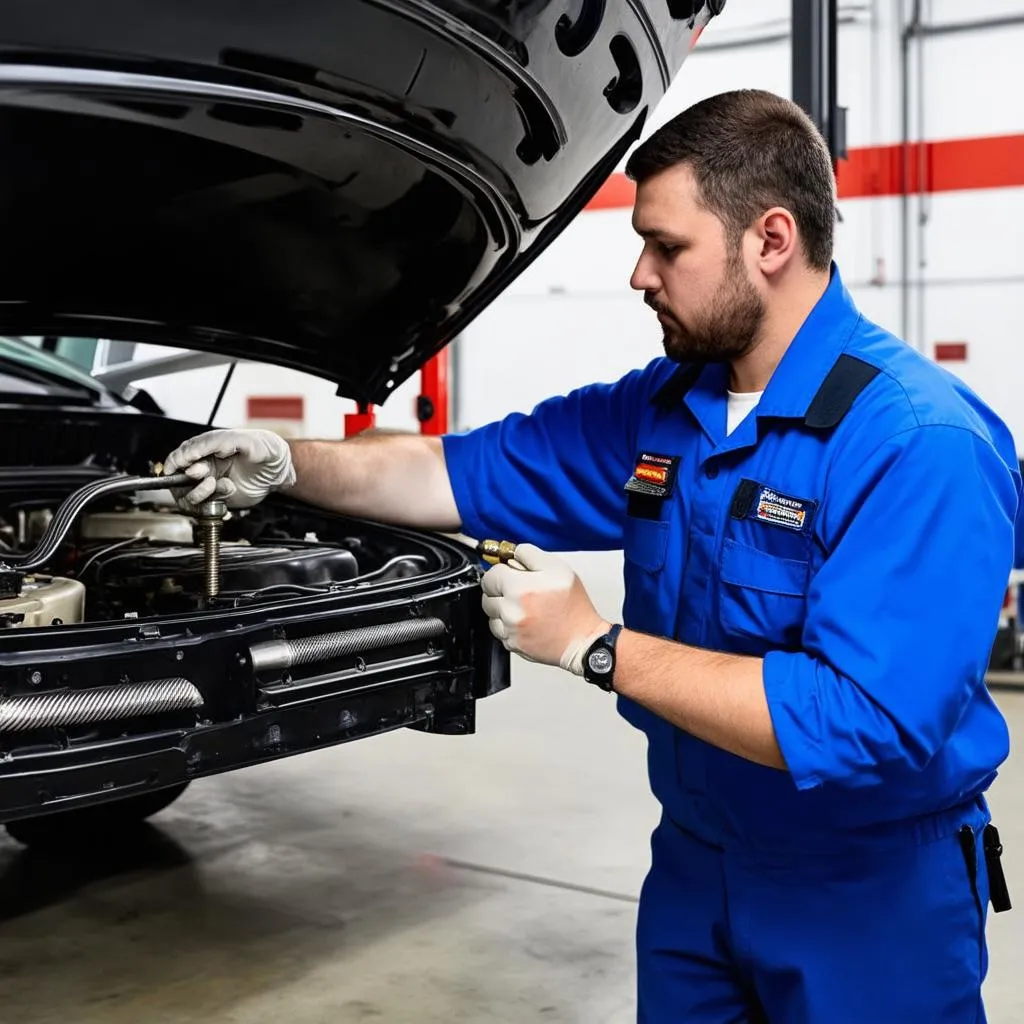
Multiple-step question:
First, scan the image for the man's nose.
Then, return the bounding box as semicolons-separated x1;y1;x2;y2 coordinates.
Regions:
630;253;659;293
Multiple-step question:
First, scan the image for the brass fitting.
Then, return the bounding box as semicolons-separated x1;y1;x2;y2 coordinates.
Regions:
478;539;518;566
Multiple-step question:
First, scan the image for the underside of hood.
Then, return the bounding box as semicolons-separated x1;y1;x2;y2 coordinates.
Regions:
0;0;722;405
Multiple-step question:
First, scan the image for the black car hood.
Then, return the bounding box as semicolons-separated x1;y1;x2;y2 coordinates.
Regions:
0;1;722;405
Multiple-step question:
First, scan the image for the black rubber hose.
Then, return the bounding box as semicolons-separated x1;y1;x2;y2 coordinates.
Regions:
5;473;192;572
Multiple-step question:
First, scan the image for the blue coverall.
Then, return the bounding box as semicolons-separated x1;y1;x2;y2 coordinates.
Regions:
442;265;1020;1022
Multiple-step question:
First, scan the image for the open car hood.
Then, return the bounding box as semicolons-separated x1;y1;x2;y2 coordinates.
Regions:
0;0;722;405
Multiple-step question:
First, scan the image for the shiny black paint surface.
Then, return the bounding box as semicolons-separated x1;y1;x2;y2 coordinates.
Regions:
0;1;722;403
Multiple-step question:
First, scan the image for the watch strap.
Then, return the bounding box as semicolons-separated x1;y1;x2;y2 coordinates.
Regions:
584;623;623;691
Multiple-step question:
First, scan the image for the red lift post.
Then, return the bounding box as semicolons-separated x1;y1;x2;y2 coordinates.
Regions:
343;403;377;437
343;349;450;438
417;349;449;436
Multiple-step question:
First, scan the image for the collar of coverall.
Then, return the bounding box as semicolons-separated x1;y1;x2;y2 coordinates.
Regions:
652;262;866;444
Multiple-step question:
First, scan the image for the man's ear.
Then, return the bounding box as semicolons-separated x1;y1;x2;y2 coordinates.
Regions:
754;206;799;276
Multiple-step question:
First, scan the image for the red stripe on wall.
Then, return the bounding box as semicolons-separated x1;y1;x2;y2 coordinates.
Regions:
837;133;1024;197
584;132;1024;210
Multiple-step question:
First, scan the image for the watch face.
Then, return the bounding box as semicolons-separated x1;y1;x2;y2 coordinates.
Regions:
588;647;613;675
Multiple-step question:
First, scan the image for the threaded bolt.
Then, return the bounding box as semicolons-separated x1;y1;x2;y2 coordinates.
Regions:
195;500;227;600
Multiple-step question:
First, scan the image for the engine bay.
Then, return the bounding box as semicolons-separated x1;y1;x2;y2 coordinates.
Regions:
0;477;437;628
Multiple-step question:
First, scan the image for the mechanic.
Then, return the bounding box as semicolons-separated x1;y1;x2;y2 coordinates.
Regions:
163;89;1019;1023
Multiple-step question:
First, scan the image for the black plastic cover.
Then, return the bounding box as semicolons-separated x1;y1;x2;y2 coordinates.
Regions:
98;543;360;593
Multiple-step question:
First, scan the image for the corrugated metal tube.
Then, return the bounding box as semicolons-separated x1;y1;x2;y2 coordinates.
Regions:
0;677;203;732
249;617;447;674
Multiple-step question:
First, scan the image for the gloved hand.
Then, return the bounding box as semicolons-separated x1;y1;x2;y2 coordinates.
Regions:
162;428;296;510
480;544;611;675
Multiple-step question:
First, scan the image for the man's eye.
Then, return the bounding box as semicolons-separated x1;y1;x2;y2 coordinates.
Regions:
659;243;680;257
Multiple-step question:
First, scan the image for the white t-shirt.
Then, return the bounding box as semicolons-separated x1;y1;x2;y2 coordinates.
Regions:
726;389;764;436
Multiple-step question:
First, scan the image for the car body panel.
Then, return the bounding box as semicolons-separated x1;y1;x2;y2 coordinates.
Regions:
0;0;720;404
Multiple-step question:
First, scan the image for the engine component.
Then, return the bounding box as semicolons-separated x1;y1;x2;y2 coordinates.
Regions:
84;541;361;618
7;472;191;572
81;508;194;544
0;677;203;732
0;575;85;628
249;616;447;673
194;499;228;600
22;509;53;546
113;543;359;592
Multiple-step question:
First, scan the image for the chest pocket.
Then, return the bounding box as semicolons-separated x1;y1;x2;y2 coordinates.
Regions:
717;479;814;652
719;539;810;649
624;515;669;572
621;450;679;634
622;512;672;635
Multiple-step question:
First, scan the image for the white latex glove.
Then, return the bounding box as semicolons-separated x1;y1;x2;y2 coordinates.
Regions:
162;429;296;510
480;543;611;675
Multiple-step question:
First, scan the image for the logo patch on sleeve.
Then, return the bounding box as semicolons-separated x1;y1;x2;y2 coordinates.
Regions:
624;452;680;499
754;486;814;531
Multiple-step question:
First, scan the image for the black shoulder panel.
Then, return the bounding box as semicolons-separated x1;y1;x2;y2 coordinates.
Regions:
804;354;880;429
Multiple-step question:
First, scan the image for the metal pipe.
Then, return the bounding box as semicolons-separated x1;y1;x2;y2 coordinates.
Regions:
824;273;1024;290
249;617;447;674
900;0;922;344
691;12;864;53
915;0;929;354
906;13;1024;38
194;499;227;599
448;334;463;433
868;0;884;283
688;4;864;53
897;5;1022;341
5;473;191;572
0;677;203;732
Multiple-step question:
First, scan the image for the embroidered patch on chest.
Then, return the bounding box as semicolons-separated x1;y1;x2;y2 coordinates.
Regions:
754;486;812;531
624;452;680;499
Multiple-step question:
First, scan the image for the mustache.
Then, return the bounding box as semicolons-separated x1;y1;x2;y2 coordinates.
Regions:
645;293;674;319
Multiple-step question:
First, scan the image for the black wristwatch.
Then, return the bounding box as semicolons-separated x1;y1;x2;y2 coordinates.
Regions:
583;624;623;691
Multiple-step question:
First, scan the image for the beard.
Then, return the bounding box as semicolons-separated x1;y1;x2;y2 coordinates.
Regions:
648;252;766;364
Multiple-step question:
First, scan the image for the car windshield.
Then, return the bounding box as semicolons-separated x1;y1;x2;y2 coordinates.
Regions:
0;336;109;395
0;335;417;436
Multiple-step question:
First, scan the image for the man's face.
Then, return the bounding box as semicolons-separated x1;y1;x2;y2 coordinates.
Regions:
630;163;765;364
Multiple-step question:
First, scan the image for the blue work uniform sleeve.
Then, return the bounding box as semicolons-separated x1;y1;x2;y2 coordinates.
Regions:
1014;459;1024;568
441;365;656;551
763;423;1020;790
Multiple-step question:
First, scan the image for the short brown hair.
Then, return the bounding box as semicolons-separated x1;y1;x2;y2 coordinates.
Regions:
625;89;836;271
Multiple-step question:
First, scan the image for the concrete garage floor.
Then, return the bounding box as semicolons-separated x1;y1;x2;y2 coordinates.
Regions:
2;550;1024;1023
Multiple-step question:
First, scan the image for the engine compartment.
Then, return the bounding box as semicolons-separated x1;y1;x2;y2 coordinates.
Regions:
0;466;504;825
0;480;438;627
